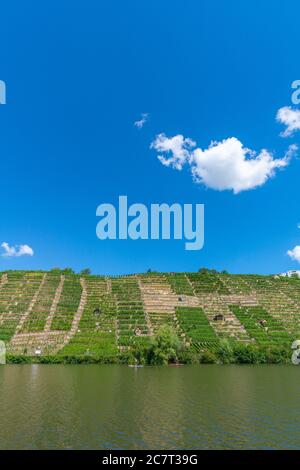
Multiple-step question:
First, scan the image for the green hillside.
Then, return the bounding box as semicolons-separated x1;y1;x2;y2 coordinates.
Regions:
0;270;299;364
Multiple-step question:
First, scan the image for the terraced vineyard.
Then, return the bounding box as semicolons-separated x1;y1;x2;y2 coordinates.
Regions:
0;270;300;361
176;307;220;351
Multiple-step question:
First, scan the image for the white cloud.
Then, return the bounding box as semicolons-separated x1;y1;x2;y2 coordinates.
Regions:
277;106;300;137
134;113;149;129
287;246;300;263
151;133;196;170
152;133;297;194
1;242;34;258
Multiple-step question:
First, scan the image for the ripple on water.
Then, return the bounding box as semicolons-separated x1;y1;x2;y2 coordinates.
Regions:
0;364;300;449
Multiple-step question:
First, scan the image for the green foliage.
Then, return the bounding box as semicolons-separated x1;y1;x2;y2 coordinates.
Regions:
50;268;75;274
198;268;217;274
59;354;118;364
22;273;61;332
216;339;235;364
6;354;33;364
199;350;218;364
188;272;229;294
113;278;149;348
60;277;118;358
1;269;299;364
262;345;291;364
0;272;44;341
177;350;199;364
230;305;292;346
221;343;291;364
166;273;194;295
80;268;91;276
148;326;183;365
176;306;219;344
51;275;82;331
62;268;75;274
232;343;265;364
50;268;63;273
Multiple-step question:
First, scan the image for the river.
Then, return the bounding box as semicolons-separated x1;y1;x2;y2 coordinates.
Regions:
0;364;299;449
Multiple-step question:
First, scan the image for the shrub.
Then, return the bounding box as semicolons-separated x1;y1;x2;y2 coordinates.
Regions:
199;350;218;364
148;326;183;365
80;268;91;276
177;350;199;364
263;345;290;364
6;354;33;364
216;339;235;364
232;344;265;364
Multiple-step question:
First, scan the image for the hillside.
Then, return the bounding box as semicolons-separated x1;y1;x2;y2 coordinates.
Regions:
0;270;299;363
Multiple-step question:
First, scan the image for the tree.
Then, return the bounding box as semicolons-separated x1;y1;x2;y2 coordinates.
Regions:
198;267;209;274
50;267;62;273
148;326;183;365
62;268;75;274
80;268;91;276
198;267;222;274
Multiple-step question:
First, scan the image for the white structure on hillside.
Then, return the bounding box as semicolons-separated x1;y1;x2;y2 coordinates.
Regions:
279;270;300;279
0;340;6;365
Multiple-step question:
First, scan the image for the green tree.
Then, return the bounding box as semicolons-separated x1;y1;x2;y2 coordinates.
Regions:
148;326;182;365
80;268;91;276
198;267;209;274
62;268;75;274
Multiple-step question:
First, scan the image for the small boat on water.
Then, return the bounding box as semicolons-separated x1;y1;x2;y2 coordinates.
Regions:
128;364;144;368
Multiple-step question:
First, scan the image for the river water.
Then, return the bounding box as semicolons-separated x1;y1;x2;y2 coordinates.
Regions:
0;364;299;449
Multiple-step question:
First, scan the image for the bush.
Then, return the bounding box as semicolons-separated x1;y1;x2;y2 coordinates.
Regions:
118;351;135;364
216;339;235;364
80;268;91;276
263;345;290;364
199;350;218;364
148;326;183;365
6;354;32;364
232;344;265;364
177;350;199;364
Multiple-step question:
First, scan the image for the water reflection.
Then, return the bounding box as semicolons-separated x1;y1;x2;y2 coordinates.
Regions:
0;364;299;449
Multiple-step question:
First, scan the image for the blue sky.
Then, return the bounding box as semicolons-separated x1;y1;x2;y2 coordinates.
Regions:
1;0;300;275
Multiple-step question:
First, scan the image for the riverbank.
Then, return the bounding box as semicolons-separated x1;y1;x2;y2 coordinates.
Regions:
5;342;293;365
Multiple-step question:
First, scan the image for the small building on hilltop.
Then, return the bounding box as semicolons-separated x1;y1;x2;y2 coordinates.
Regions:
278;270;300;279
